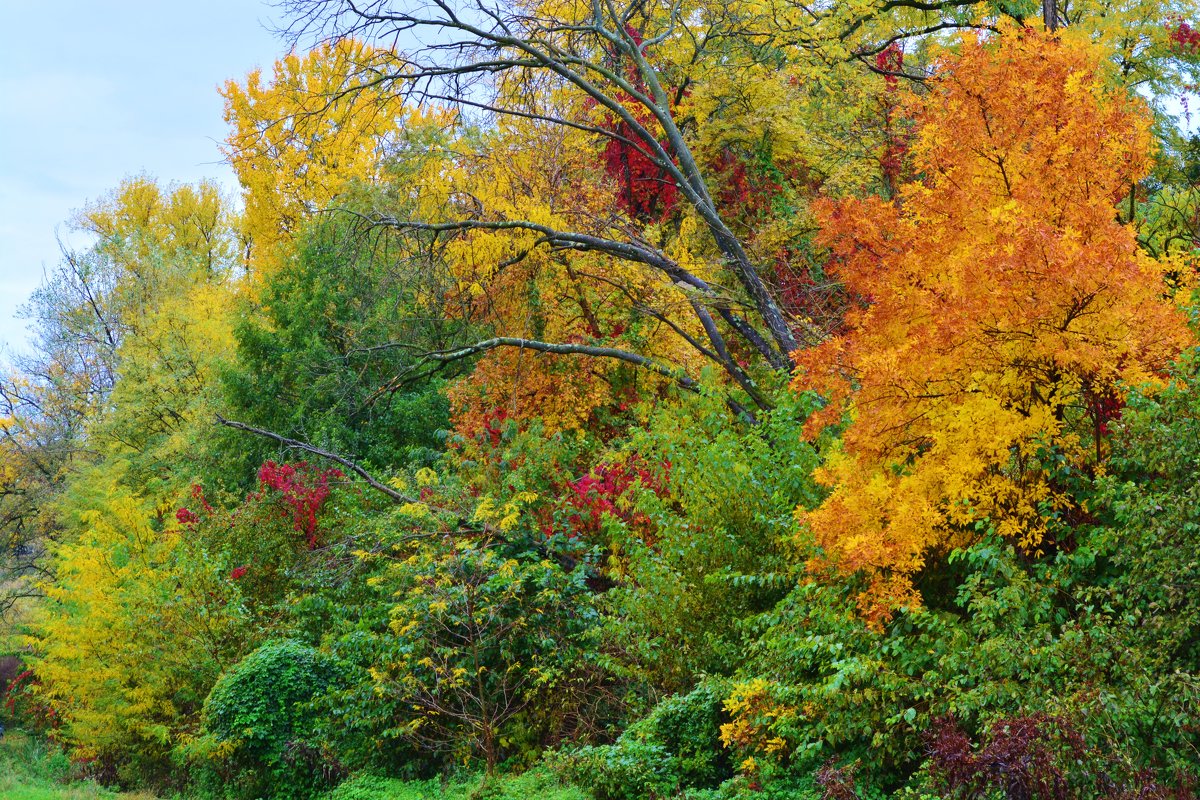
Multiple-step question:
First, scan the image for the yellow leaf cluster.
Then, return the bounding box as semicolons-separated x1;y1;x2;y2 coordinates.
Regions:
221;40;413;280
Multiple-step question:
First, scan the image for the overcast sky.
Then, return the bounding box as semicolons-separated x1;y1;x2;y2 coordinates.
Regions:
0;0;289;355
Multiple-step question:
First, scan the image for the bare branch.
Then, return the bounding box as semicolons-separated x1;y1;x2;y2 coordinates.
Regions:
384;335;700;392
216;414;418;504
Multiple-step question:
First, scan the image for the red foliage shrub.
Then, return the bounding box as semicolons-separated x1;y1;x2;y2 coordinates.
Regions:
562;456;670;540
4;669;58;730
257;461;345;549
816;759;862;800
925;714;1085;800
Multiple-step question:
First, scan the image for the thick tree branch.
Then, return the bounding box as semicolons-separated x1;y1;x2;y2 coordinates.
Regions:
352;211;788;371
280;0;800;360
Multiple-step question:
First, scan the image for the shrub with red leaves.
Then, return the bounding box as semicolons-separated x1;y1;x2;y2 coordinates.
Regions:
816;759;862;800
925;714;1085;800
1087;380;1125;437
4;669;58;730
709;148;784;227
925;713;1200;800
603;110;680;222
175;483;215;527
481;407;510;448
1103;771;1198;800
257;461;345;549
562;456;670;540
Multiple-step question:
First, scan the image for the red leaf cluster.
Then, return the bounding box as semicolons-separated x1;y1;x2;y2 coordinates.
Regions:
257;461;345;548
175;483;215;527
875;43;908;191
596;25;680;221
602;105;680;221
925;714;1085;800
1168;18;1200;54
563;456;670;539
3;669;58;729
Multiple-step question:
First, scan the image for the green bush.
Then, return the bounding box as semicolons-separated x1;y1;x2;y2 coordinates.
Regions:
318;769;588;800
198;640;344;799
552;740;679;800
634;684;732;788
325;537;602;774
552;683;733;800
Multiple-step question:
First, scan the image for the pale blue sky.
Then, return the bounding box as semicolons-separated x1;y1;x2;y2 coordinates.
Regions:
0;0;288;353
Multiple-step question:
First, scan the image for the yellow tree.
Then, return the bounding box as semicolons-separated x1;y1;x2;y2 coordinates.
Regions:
222;39;412;279
30;471;246;768
0;178;239;631
794;29;1193;623
65;178;240;474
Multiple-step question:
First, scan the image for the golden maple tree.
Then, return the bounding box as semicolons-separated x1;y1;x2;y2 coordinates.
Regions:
794;28;1194;623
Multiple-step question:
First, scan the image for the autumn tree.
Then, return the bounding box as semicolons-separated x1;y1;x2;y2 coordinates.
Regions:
261;0;1200;439
221;39;414;279
794;29;1194;622
0;178;239;629
30;475;252;779
273;0;873;418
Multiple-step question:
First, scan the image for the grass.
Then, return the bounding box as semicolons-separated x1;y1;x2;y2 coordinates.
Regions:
318;768;590;800
0;728;588;800
0;728;154;800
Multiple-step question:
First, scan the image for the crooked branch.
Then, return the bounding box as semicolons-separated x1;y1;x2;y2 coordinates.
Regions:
380;336;699;394
216;414;417;504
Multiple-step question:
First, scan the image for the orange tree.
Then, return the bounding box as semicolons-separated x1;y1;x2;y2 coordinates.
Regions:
794;28;1194;623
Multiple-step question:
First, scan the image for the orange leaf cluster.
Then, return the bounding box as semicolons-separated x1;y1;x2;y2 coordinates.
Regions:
793;29;1194;624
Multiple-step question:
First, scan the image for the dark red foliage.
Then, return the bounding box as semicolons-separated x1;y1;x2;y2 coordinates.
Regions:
192;483;214;512
257;461;345;549
4;669;58;729
710;148;782;225
1088;384;1125;437
816;759;862;800
876;43;904;87
1104;772;1198;800
875;43;909;192
594;25;681;222
229;565;249;581
481;407;510;448
925;714;1086;800
562;456;670;540
1168;18;1200;54
175;484;215;528
602;102;680;221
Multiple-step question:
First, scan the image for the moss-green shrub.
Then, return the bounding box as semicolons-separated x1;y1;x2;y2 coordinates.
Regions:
552;683;732;800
